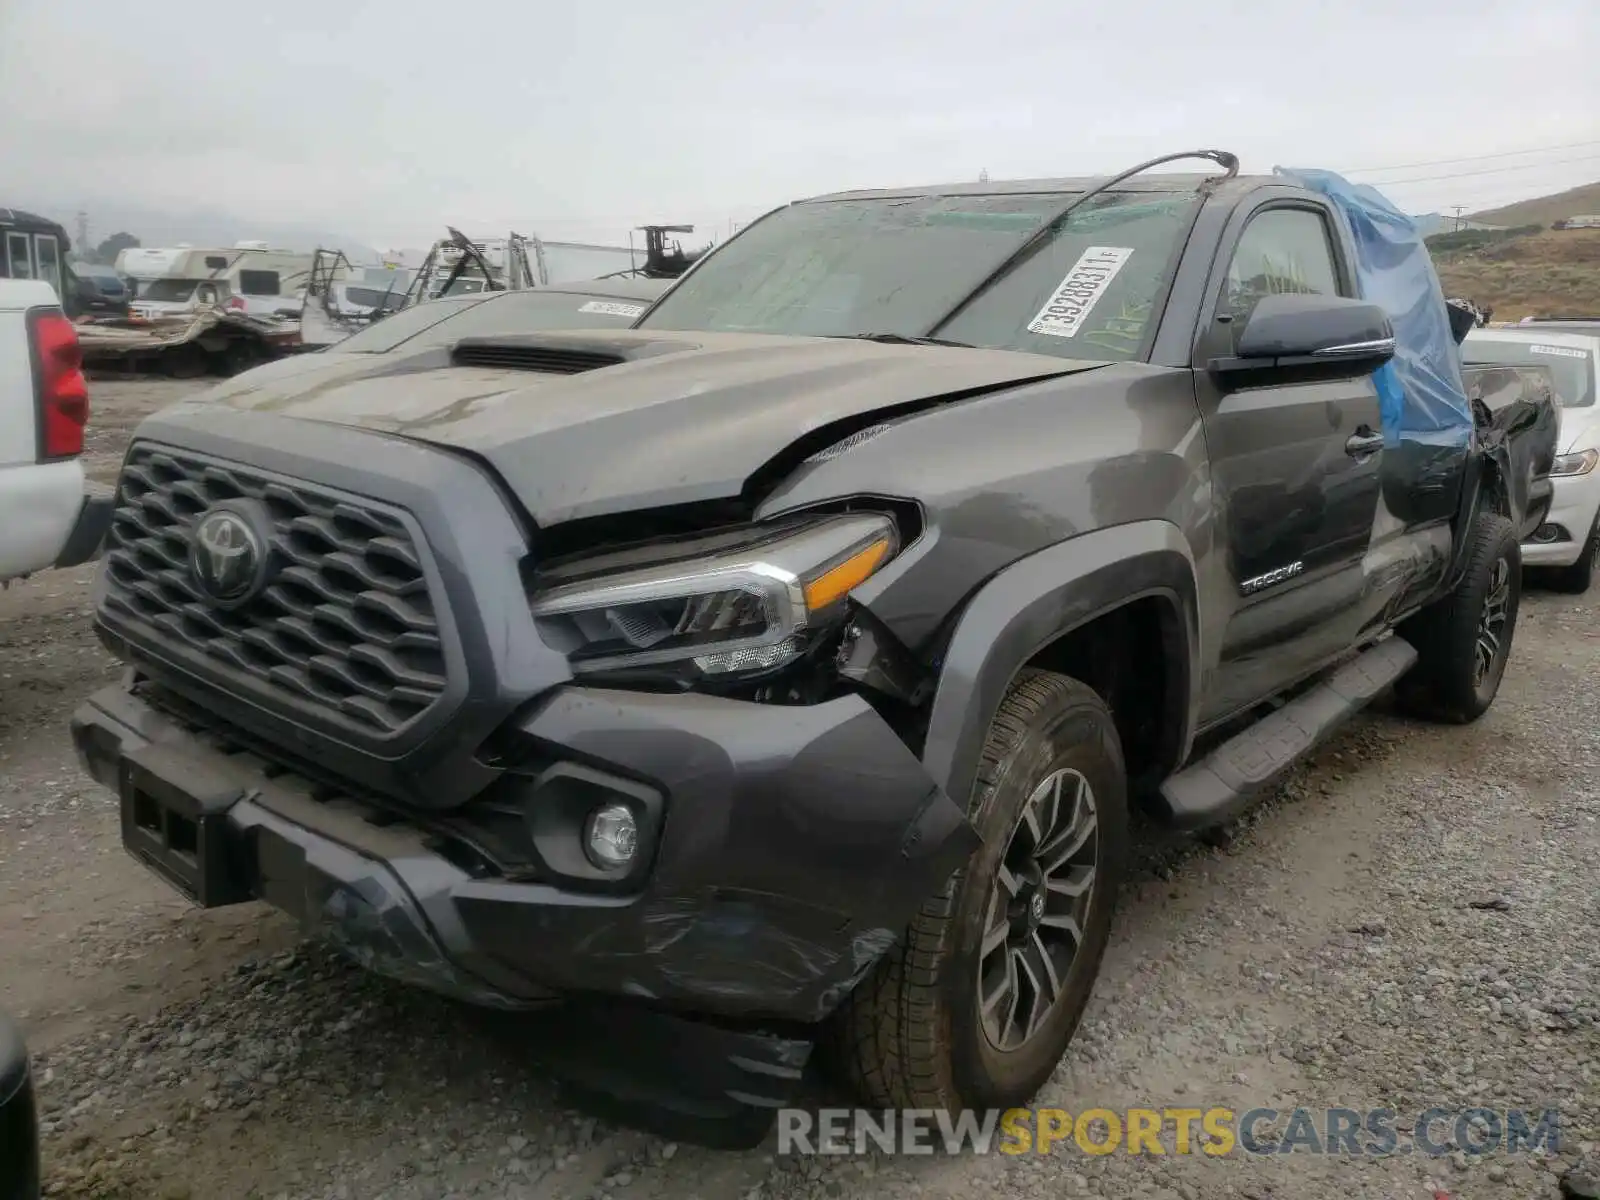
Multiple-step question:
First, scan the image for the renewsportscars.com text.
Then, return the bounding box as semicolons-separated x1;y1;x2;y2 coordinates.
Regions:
777;1106;1562;1157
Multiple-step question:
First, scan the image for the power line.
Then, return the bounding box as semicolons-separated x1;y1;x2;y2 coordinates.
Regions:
1343;138;1600;175
1355;153;1600;188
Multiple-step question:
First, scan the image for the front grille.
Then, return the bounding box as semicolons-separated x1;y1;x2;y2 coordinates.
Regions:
103;444;450;738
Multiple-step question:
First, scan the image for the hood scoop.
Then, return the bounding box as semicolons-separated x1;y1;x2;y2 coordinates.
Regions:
449;331;699;375
452;339;622;375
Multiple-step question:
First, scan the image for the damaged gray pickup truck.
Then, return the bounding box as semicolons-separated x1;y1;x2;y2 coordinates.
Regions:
72;151;1557;1135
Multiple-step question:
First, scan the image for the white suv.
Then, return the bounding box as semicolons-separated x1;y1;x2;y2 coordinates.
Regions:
1466;327;1600;591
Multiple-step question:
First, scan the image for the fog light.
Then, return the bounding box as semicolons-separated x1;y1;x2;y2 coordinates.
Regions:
584;802;638;869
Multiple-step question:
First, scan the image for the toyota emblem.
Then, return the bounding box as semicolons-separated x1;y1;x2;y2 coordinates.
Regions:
190;505;269;605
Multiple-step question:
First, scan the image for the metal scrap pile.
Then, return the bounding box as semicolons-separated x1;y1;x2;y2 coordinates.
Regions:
77;306;302;378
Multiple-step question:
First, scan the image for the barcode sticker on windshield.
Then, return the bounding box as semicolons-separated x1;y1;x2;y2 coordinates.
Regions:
1027;246;1135;339
1530;343;1589;359
578;301;646;318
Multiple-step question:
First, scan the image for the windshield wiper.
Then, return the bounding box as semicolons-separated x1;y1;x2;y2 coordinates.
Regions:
925;149;1239;338
835;332;979;348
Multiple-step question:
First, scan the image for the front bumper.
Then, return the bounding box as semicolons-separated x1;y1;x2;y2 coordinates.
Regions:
72;680;976;1027
1522;469;1600;567
52;487;114;570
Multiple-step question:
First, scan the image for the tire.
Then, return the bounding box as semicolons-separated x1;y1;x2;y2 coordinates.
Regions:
161;343;207;380
1541;516;1599;594
1395;512;1521;724
212;338;261;378
0;1009;40;1200
832;670;1128;1111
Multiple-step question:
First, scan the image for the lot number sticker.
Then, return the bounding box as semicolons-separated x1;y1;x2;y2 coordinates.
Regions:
1027;247;1135;339
578;301;647;318
1530;343;1589;359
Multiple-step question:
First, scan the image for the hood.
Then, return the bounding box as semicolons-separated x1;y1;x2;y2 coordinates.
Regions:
202;349;383;398
166;330;1103;525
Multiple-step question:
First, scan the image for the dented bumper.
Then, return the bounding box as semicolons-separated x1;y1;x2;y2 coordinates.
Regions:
71;680;977;1029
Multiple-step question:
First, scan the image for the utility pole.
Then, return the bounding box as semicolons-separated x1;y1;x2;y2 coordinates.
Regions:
1450;204;1466;232
75;210;89;256
979;168;990;183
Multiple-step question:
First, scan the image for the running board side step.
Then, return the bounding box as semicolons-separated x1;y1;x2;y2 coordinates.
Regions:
1155;638;1417;831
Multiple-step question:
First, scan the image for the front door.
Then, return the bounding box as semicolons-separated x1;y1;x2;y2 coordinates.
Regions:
1195;199;1386;722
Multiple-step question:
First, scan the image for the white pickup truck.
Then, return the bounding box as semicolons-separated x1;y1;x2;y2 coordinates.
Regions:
0;279;111;584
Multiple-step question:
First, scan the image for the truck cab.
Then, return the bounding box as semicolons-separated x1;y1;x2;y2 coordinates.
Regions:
0;208;70;305
128;246;312;321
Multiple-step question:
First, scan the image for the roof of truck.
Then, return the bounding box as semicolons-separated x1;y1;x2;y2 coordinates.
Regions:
0;207;66;229
803;172;1269;204
0;207;69;245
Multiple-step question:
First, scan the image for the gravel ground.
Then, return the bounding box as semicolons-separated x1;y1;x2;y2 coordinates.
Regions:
0;378;1595;1200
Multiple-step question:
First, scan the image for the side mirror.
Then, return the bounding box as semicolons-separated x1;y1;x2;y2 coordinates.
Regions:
1210;293;1396;382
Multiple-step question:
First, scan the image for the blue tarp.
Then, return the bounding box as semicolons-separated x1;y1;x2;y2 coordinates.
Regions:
1274;167;1474;450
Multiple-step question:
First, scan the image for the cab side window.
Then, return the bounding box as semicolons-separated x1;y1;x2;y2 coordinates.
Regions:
1220;208;1345;337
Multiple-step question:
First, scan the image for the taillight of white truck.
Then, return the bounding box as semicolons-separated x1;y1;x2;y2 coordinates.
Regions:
27;309;88;460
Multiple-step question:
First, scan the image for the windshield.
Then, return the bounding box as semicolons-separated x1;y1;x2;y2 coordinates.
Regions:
331;290;652;354
436;277;489;296
638;190;1199;361
140;278;203;303
1465;337;1595;407
79;271;124;292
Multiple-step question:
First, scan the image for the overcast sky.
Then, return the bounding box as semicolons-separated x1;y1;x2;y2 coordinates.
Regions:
3;0;1597;252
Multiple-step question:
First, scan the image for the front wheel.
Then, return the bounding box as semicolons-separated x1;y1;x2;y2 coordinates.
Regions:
831;670;1128;1111
1395;512;1521;724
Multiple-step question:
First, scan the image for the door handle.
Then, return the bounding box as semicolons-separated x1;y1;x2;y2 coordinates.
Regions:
1345;428;1384;458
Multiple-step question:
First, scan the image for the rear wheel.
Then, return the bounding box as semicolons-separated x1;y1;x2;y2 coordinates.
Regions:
832;670;1128;1110
1395;512;1521;724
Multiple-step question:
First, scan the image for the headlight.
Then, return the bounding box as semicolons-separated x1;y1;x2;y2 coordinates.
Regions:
1552;448;1599;477
530;512;899;678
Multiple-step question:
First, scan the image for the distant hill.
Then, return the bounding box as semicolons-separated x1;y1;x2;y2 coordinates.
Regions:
1431;226;1600;321
1469;181;1600;229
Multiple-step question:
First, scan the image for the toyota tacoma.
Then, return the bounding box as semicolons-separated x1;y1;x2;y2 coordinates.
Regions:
71;152;1556;1133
